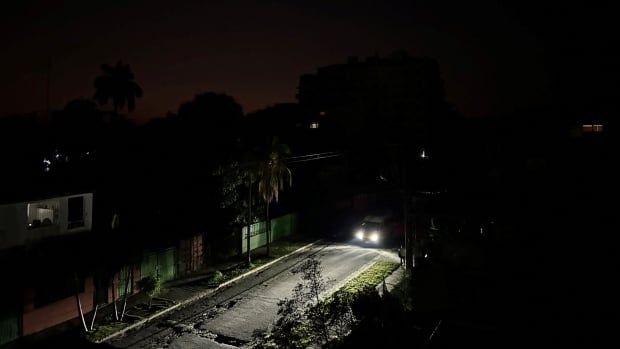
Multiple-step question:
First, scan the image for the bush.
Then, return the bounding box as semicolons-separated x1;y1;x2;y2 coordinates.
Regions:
207;270;226;287
137;275;161;307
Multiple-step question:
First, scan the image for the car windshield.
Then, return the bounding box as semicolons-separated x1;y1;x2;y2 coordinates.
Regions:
361;222;380;230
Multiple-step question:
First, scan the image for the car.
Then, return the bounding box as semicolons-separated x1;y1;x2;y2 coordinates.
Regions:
354;215;389;245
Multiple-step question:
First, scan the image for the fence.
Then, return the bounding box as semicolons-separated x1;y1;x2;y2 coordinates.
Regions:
140;247;176;283
241;213;298;253
0;307;20;346
177;234;204;276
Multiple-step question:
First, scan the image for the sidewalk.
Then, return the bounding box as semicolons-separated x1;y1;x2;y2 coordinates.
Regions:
161;239;316;302
93;238;321;343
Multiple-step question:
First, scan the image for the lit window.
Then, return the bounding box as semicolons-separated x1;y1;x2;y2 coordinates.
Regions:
310;122;320;129
582;124;603;133
27;200;60;229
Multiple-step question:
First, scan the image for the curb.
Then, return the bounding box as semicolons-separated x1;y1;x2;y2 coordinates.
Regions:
376;266;405;295
95;239;323;343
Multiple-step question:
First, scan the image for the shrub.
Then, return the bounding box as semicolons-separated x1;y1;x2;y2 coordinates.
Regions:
137;275;161;308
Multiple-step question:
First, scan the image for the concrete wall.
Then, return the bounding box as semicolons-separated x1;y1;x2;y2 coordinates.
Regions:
22;277;94;336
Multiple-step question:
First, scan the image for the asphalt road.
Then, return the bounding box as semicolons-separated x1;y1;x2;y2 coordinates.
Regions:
108;241;397;349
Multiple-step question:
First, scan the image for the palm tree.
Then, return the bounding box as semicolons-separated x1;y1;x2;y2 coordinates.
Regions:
93;61;143;116
258;138;292;256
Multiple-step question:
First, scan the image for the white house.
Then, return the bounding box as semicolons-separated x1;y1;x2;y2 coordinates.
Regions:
0;193;93;250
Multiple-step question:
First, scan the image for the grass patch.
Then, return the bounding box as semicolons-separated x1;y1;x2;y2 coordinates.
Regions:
86;322;129;342
335;260;400;299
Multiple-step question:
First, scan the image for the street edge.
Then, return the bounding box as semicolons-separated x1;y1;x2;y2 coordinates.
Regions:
322;254;381;300
247;255;403;347
323;249;401;299
95;238;323;344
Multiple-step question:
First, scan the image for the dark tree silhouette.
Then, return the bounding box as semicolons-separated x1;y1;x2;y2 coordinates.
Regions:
52;99;104;143
93;61;143;115
258;138;292;256
176;92;243;149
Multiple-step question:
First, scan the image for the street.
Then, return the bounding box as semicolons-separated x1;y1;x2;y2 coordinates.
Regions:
108;241;398;348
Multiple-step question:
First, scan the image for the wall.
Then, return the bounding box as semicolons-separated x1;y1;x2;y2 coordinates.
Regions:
0;193;93;250
241;213;297;253
177;234;204;276
107;264;141;302
22;277;94;336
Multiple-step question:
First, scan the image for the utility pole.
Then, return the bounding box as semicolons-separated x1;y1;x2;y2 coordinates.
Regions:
403;148;414;270
246;175;253;266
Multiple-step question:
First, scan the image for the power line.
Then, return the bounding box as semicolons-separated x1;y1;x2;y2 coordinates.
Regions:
229;151;343;171
286;153;342;164
283;151;340;161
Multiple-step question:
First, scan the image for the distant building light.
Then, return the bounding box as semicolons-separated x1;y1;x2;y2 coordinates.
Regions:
310;122;320;129
582;124;603;133
319;111;326;116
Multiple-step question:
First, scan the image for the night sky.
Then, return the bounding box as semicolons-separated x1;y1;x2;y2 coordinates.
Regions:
1;0;617;122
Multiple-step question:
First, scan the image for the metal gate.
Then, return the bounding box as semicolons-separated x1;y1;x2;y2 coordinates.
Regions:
158;248;175;282
0;307;20;346
141;252;158;279
140;248;176;283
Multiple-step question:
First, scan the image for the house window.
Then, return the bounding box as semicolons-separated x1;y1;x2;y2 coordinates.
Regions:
582;124;603;133
310;121;320;129
27;200;59;229
67;196;85;229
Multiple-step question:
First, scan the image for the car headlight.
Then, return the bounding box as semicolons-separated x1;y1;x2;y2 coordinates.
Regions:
355;230;364;240
370;232;379;242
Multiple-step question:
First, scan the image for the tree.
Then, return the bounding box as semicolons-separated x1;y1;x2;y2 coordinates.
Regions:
73;273;89;333
93;61;143;116
175;92;243;162
246;169;256;265
52;98;105;148
258;138;292;256
270;257;330;348
214;161;264;266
